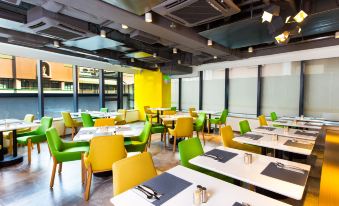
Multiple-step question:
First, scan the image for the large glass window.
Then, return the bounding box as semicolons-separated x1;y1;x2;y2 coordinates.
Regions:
229;66;257;115
181;77;199;110
171;78;179;108
78;67;99;111
304;57;339;118
203;69;225;111
261;62;300;117
123;73;134;109
105;70;118;111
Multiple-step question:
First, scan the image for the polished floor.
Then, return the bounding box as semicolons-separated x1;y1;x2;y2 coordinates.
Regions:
0;122;323;206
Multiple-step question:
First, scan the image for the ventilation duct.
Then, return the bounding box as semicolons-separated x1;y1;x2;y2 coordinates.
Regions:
0;0;21;5
152;0;241;27
23;7;93;40
8;35;49;48
130;30;160;44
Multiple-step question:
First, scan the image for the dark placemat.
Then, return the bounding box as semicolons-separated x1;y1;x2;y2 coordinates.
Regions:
232;202;243;206
242;133;263;140
141;172;192;206
261;162;308;186
204;149;238;163
284;140;313;150
294;131;318;137
257;126;276;131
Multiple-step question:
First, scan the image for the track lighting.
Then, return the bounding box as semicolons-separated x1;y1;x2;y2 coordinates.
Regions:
177;60;181;64
293;10;308;23
207;39;213;46
335;31;339;39
145;12;152;23
213;56;217;59
248;47;253;53
275;31;290;44
153;53;157;58
262;11;273;23
53;40;60;48
131;58;135;63
173;48;177;54
121;24;128;29
100;29;106;38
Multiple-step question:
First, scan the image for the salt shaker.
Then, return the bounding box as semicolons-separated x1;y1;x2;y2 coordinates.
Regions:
244;153;253;164
193;186;202;205
272;134;278;141
201;187;207;203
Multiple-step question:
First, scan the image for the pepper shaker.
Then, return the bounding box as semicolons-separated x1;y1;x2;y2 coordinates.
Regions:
201;187;207;203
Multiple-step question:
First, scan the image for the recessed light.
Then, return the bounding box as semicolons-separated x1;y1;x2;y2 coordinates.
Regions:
248;47;253;53
213;56;217;59
131;58;135;63
121;24;128;29
173;48;177;54
177;60;181;64
100;29;106;38
145;12;152;23
53;40;60;48
335;31;339;39
207;39;213;46
153;53;157;58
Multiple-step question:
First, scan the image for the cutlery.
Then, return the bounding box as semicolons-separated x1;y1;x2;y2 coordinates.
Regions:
275;162;305;174
202;154;223;161
135;186;153;199
137;186;160;200
140;185;162;197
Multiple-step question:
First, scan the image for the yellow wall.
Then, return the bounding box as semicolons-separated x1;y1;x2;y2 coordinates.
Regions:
134;69;171;120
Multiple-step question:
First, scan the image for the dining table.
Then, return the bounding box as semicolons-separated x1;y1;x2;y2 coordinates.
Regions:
189;146;311;200
73;125;142;142
0;119;38;166
149;108;171;123
110;165;291;206
273;119;323;130
196;110;219;133
252;126;319;141
71;111;122;119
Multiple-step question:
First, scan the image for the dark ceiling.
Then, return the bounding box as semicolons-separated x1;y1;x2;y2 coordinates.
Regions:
0;0;338;75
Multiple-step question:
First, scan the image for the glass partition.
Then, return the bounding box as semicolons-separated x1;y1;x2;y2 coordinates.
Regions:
123;73;134;109
181;77;199;110
104;70;118;111
78;67;99;111
203;69;225;111
171;78;179;108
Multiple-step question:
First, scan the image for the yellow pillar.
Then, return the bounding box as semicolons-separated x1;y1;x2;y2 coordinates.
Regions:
134;69;171;120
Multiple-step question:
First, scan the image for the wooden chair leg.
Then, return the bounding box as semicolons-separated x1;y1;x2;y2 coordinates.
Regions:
58;163;62;174
71;128;75;140
8;134;13;155
48;146;52;157
202;131;206;145
63;127;66;137
219;123;221;135
50;157;57;188
208;121;210;134
84;165;92;201
81;153;86;185
172;136;177;153
148;134;152;148
27;139;32;164
37;143;41;154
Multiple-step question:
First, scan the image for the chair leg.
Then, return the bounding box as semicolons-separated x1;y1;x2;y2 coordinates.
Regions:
81;153;86;185
27;139;32;164
71;127;75;140
148;134;152;148
63;127;66;137
219;123;221;135
58;163;62;174
84;165;93;201
48;146;52;157
37;143;41;154
172;136;177;153
50;157;57;188
8;134;13;155
208;121;210;134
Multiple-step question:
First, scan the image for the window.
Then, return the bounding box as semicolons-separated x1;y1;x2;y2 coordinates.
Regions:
203;69;225;111
21;80;38;90
0;79;13;89
123;73;134;109
79;67;99;111
171;79;179;108
64;82;73;91
105;70;118;111
181;77;199;110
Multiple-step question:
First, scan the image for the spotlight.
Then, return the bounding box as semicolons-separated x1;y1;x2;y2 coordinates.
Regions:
262;11;273;23
275;31;290;44
335;31;339;39
248;47;253;53
153;53;157;58
173;48;177;54
285;16;291;23
131;58;135;63
293;10;308;23
213;56;217;59
177;60;181;64
100;29;106;38
53;40;60;48
121;24;128;29
207;39;213;46
145;12;152;23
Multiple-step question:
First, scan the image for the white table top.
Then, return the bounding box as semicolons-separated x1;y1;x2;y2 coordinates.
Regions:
196;110;219;115
71;111;122;119
149;108;171;111
110;165;290;206
73;125;142;142
273;120;323;130
233;132;315;155
279;116;324;123
252;126;319;141
160;114;191;122
189;146;311;200
0;119;38;132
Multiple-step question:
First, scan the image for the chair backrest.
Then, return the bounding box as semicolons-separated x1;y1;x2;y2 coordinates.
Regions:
36;117;53;134
174;117;193;137
144;106;151;114
100;108;108;112
46;127;64;155
270;112;278;121
178;138;204;170
170;107;176;111
117;109;127;121
94;118;115;127
24;114;34;123
220;109;229;124
61;112;74;127
189;107;198;117
195;113;206;132
112;152;157;196
258;115;268;126
87;135;126;172
221;125;234;147
137;121;152;143
239;120;251;135
163;110;176;115
81;113;94;127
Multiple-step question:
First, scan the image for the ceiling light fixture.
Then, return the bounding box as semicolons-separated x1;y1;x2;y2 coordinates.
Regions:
285;16;291;23
335;31;339;39
131;58;135;63
153;53;157;58
121;24;128;29
53;40;60;48
100;29;106;38
173;48;177;54
177;59;181;64
207;39;213;46
145;12;152;23
248;47;253;53
262;11;273;23
293;10;308;23
213;56;217;59
275;31;290;44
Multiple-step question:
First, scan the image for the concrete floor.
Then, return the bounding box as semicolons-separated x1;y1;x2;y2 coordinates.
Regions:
0;122;323;206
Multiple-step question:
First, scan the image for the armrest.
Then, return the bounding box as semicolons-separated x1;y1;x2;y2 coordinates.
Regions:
17;130;37;137
62;141;89;149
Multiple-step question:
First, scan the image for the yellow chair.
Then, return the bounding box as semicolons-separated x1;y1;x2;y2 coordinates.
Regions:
94;118;115;127
83;135;127;200
258;115;268;126
144;106;157;119
61;112;83;139
221;125;261;154
112;152;157;196
168;117;193;153
162;110;176;128
189;107;198;118
115;109;127;125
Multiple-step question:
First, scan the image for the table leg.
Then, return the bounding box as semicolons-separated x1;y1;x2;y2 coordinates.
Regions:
0;132;4;161
157;110;160;123
13;130;17;157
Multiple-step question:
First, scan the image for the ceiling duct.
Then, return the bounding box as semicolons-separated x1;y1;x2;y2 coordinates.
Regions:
23;6;93;40
0;0;21;5
160;63;193;75
152;0;241;27
130;30;160;44
8;35;48;47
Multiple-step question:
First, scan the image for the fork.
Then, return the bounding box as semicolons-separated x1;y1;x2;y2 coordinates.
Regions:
275;162;305;174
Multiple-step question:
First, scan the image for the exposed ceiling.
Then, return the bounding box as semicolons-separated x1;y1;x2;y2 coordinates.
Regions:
0;0;338;75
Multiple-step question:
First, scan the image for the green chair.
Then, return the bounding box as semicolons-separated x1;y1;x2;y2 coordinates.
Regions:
125;121;152;153
170;107;176;111
17;117;53;164
81;113;94;127
270;112;278;121
194;113;206;145
100;108;108;112
178;137;233;183
208;109;228;134
145;115;166;148
46;127;89;188
239;120;251;135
